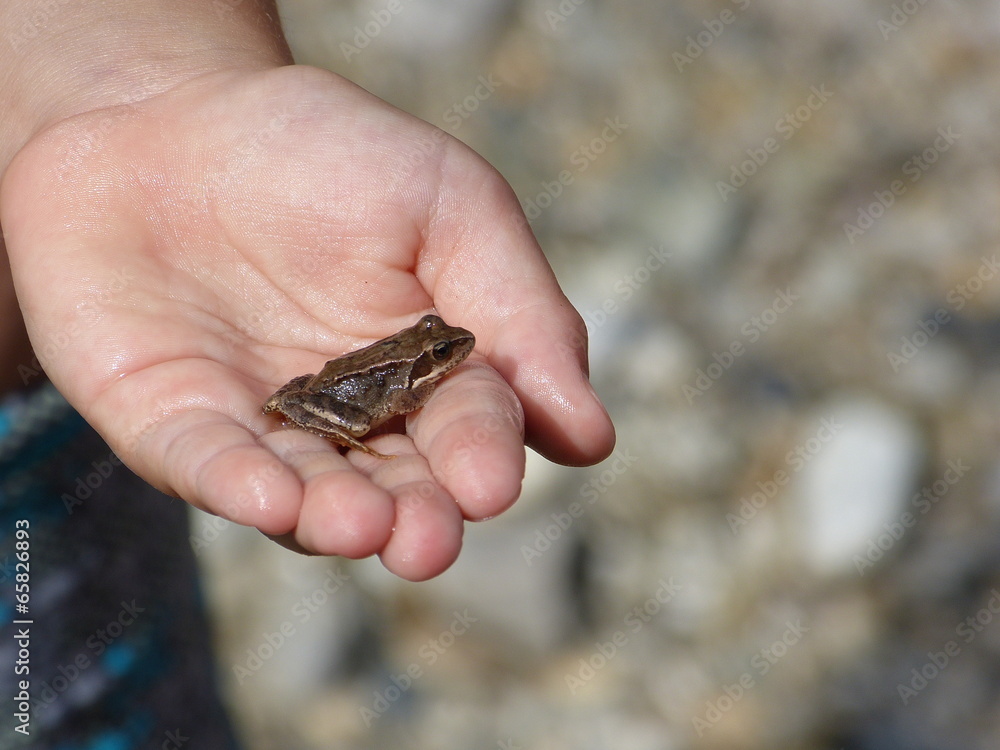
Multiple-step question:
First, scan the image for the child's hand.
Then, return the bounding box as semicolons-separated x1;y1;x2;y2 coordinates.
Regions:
1;66;614;579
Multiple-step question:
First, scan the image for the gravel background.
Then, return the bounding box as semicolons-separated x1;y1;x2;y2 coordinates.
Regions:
194;1;1000;748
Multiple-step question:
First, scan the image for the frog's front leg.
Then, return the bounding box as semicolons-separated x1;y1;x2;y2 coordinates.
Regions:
269;389;393;459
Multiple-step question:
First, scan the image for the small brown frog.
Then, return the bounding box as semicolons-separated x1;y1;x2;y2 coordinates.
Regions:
263;315;475;458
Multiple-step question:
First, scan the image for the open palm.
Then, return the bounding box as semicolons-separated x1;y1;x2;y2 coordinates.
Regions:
1;66;614;580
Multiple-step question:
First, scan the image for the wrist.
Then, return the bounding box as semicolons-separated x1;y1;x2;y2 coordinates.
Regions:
0;0;292;176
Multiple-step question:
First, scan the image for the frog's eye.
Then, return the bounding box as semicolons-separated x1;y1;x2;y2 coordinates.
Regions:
432;341;452;360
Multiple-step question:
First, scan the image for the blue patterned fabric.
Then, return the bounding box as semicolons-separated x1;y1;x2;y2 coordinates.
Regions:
0;383;241;750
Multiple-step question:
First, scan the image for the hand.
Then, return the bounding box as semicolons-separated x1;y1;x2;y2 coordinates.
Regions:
1;65;614;580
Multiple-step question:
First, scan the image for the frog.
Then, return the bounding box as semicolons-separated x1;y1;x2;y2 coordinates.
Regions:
263;314;475;458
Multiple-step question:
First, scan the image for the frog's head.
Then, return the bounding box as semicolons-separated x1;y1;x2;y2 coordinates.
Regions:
409;314;475;388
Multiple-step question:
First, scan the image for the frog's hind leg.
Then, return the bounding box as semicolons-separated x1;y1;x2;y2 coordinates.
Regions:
266;393;395;459
301;420;395;459
328;434;395;460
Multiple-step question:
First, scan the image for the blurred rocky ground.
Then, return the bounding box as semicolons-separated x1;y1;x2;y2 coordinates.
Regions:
194;1;1000;747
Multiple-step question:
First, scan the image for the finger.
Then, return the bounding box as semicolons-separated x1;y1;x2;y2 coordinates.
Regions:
410;360;525;521
139;410;303;534
79;358;302;533
351;447;465;581
420;156;615;465
493;303;616;466
267;429;396;559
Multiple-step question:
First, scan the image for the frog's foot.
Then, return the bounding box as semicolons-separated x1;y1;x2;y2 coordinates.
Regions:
316;425;396;460
342;438;396;460
277;421;397;459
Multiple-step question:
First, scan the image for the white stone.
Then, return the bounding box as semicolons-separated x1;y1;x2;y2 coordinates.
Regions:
790;395;923;575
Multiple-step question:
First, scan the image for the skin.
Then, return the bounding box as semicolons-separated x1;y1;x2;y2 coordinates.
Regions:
0;0;615;581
